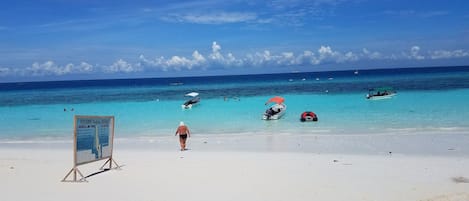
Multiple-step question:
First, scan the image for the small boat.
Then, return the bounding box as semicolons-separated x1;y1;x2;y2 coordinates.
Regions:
300;111;318;122
366;87;396;100
262;96;287;120
182;92;200;109
169;82;184;86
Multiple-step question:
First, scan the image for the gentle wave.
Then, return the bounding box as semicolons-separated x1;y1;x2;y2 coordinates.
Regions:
383;127;469;134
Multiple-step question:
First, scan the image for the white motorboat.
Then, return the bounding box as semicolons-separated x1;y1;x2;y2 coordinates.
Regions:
262;96;286;120
182;92;200;109
263;103;286;120
366;87;396;100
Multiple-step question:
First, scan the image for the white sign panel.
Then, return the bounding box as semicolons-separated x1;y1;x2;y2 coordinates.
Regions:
74;116;114;166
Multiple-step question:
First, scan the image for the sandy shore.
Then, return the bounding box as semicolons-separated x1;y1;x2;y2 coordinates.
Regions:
1;133;469;201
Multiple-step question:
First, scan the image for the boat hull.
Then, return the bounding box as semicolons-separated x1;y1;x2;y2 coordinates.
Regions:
262;104;287;120
181;104;193;109
182;96;200;109
367;93;396;100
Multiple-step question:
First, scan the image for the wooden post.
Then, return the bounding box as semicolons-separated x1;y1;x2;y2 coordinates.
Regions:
62;115;119;182
62;167;87;182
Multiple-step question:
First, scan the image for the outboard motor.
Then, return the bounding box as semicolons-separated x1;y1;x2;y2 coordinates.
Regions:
264;108;275;119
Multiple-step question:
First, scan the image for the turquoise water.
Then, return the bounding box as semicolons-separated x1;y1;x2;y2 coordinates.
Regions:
1;67;469;141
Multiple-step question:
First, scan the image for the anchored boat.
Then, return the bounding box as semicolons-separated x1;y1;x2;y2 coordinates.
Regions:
182;92;200;109
262;96;287;120
366;87;396;100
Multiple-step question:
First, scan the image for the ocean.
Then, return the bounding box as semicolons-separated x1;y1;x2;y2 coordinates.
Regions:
1;66;469;142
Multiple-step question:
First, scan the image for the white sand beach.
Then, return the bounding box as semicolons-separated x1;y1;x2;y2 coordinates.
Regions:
1;133;469;201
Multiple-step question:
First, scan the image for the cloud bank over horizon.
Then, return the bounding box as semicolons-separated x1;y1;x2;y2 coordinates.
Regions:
1;42;469;78
1;1;468;81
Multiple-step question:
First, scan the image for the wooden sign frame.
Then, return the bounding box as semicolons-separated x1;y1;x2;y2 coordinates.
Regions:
62;115;120;182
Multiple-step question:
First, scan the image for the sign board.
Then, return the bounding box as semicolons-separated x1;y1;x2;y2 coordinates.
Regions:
62;115;119;182
74;115;115;165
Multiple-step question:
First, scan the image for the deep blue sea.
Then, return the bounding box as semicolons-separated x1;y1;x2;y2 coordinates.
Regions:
1;66;469;142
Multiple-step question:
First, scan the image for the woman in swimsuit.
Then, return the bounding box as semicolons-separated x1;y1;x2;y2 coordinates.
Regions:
175;121;191;151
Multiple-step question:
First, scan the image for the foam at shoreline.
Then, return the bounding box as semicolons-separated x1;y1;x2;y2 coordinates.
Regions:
2;131;469;157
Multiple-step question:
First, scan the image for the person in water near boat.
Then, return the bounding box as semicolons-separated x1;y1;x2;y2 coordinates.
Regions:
175;121;190;151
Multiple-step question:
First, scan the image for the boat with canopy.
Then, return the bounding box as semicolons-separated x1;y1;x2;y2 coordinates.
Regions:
262;96;287;120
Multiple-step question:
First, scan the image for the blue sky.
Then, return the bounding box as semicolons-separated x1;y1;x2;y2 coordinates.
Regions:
1;0;469;82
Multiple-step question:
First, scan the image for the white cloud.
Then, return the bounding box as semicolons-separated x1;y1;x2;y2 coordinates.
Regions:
23;61;95;76
0;67;10;76
383;10;448;18
166;12;257;24
297;50;320;65
362;48;382;59
27;61;70;75
139;42;243;69
106;59;140;73
5;43;469;78
318;45;342;61
430;49;469;59
409;46;425;60
139;55;165;70
206;41;244;66
142;8;153;13
209;41;224;61
267;0;347;27
138;50;208;71
344;52;358;62
28;61;57;75
420;11;448;18
78;62;93;72
192;50;206;64
225;53;243;67
277;52;296;65
244;45;359;67
167;56;192;70
246;50;271;66
316;45;357;63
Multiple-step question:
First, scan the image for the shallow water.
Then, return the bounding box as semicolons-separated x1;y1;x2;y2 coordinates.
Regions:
1;66;469;141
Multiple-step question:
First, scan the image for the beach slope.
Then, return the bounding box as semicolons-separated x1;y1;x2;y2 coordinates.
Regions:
1;146;469;201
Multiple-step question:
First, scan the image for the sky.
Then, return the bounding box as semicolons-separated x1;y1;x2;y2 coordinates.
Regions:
1;0;469;82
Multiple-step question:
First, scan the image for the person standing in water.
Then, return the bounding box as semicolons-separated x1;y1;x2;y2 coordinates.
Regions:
175;121;190;151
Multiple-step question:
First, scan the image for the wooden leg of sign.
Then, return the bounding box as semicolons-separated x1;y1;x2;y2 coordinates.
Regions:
111;158;120;169
62;167;87;182
62;168;74;182
99;158;121;170
99;159;110;170
76;168;86;181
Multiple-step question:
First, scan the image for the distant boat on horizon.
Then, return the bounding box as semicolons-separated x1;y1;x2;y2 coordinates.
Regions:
366;87;396;100
169;82;184;86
